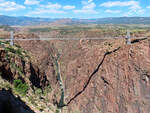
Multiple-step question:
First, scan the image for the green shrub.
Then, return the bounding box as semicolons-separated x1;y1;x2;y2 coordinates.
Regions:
29;27;52;32
55;109;60;113
43;85;52;96
14;79;29;95
35;88;42;96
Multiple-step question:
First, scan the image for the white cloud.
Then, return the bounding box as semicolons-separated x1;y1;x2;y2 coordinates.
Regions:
88;0;93;3
24;0;40;5
82;0;96;9
40;2;61;9
28;2;65;15
147;6;150;9
124;9;144;16
83;2;96;9
29;9;65;14
74;9;98;14
137;9;144;14
100;1;139;8
0;1;25;11
100;1;144;16
63;5;75;10
73;0;98;14
105;9;121;13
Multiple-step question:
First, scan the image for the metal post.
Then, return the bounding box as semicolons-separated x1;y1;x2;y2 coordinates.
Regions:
126;30;131;44
10;31;14;46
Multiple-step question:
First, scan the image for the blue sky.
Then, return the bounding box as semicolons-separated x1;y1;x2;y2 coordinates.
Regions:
0;0;150;18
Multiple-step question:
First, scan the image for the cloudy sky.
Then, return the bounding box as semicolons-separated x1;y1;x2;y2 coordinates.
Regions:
0;0;150;18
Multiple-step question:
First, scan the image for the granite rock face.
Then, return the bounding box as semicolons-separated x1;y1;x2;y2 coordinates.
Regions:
7;37;150;113
64;39;150;113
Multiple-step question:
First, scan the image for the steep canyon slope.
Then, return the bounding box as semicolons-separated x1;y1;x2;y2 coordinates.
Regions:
0;36;150;113
64;39;150;113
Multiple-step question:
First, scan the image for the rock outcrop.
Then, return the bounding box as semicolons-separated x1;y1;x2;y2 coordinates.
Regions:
0;41;55;113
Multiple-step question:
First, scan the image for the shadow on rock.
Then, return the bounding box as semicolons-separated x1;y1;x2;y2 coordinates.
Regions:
0;88;35;113
0;65;14;83
131;38;147;44
29;63;41;88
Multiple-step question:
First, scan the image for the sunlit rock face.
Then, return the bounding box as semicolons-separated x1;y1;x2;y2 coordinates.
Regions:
63;39;150;113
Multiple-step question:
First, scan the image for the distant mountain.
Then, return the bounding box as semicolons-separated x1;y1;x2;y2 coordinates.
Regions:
91;17;150;24
1;15;150;25
0;15;58;26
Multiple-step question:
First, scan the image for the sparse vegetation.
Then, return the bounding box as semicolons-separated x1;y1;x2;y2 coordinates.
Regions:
29;27;52;32
0;41;30;77
28;24;150;38
13;79;29;95
55;109;60;113
0;25;14;31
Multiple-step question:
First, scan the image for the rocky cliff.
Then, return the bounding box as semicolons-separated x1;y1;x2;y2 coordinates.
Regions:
63;38;150;113
0;37;150;113
0;41;55;113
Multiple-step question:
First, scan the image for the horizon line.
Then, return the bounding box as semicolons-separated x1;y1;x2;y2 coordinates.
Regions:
1;15;150;19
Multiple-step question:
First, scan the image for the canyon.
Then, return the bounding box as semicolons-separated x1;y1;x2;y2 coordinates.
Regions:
0;36;150;113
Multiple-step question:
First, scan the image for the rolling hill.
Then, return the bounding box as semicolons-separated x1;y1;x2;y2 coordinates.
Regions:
1;15;150;25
